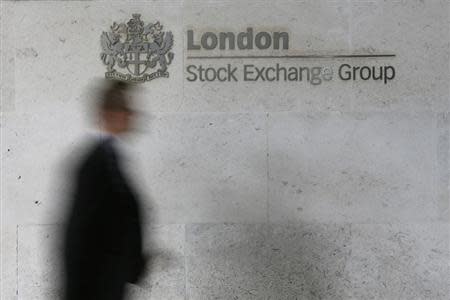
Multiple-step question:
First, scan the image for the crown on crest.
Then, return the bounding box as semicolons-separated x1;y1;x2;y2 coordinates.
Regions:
127;14;144;40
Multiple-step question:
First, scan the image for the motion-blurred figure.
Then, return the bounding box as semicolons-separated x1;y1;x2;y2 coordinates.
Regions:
63;80;146;300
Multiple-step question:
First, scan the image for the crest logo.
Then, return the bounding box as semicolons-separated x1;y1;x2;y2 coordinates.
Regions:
100;14;174;83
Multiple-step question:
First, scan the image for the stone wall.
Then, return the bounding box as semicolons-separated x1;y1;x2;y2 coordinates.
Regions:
1;1;449;299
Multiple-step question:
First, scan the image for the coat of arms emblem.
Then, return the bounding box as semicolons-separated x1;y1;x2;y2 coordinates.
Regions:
100;14;174;83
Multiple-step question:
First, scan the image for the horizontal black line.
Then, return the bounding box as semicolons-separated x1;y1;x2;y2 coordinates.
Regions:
187;54;396;59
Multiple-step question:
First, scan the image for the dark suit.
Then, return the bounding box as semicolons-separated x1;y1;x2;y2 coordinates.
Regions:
63;136;145;300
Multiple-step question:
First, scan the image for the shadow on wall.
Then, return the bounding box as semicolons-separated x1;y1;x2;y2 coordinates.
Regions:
185;222;352;300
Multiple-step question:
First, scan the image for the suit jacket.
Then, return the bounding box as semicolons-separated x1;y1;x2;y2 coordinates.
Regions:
63;136;145;299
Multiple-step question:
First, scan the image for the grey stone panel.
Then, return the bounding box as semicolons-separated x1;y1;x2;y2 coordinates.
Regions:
347;222;450;300
349;0;449;113
141;113;268;224
186;224;270;299
437;112;450;222
1;2;16;113
185;223;352;300
1;224;19;300
17;225;64;300
186;223;450;299
1;6;19;299
268;112;439;223
3;1;450;300
264;223;352;300
1;108;88;225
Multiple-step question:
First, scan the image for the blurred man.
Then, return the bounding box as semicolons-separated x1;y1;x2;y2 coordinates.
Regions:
63;80;146;300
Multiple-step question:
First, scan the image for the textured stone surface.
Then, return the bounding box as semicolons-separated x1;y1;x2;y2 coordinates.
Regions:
185;223;353;299
347;223;450;300
437;112;450;222
268;111;440;223
349;0;449;113
264;223;352;299
1;107;87;225
17;225;63;300
185;223;450;299
2;0;450;299
186;223;271;299
141;113;268;223
1;2;16;113
2;5;20;300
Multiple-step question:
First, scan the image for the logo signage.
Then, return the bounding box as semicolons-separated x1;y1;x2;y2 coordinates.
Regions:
100;14;174;83
99;16;396;86
185;28;397;86
187;28;289;50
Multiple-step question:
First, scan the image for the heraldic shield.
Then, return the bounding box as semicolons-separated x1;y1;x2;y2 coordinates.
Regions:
100;14;174;83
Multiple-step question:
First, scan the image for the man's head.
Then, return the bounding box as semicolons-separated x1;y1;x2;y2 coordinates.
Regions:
98;80;135;135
